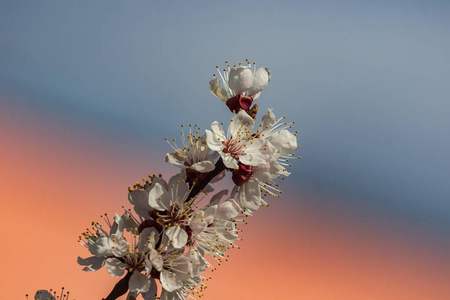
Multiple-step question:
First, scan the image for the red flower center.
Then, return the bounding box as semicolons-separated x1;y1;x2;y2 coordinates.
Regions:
232;162;253;186
222;139;244;159
226;95;253;112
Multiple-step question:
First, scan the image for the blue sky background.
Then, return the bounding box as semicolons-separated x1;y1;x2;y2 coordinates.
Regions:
1;0;449;241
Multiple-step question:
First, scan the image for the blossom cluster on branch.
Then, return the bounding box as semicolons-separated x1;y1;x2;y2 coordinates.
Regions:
30;60;300;300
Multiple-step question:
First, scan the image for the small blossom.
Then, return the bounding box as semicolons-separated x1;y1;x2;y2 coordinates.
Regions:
159;251;206;299
77;213;130;272
165;127;218;185
256;109;299;176
30;288;72;300
233;159;284;212
189;203;240;259
210;60;270;112
205;110;269;169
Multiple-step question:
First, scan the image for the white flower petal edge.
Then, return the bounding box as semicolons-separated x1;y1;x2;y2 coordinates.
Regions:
237;180;261;212
247;67;271;97
148;180;171;211
141;278;158;300
160;269;184;292
129;271;152;293
160;288;188;300
105;258;127;277
165;225;188;249
77;256;105;272
228;66;255;94
209;77;229;102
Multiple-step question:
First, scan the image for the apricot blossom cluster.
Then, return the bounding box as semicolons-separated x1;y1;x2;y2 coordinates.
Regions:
75;60;299;300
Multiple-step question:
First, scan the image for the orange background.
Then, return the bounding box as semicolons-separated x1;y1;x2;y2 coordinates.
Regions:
1;94;449;300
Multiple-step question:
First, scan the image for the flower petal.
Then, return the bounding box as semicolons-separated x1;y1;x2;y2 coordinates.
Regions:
209;77;229;101
217;199;241;219
168;173;189;204
221;153;238;169
88;236;110;256
165;225;188;249
77;256;105;272
165;152;188;169
247;67;270;97
229;110;253;139
240;152;268;167
160;270;183;292
160;288;188;300
228;66;254;94
128;189;152;212
251;91;261;101
238;180;261;211
122;213;139;233
35;290;54;300
105;258;126;277
268;129;298;156
205;128;224;151
258;109;276;136
141;278;158;300
139;227;159;252
149;248;163;271
211;121;226;141
190;210;207;235
110;213;124;235
253;159;283;181
191;161;215;172
148;180;171;211
129;271;151;293
204;205;218;224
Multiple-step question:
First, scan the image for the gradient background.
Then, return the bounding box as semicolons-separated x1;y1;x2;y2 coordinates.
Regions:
1;1;449;299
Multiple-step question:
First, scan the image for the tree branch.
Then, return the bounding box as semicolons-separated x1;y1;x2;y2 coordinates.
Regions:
185;158;226;202
102;271;132;300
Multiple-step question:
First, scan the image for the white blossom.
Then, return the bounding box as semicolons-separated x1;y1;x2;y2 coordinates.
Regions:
165;128;218;179
32;289;71;300
210;60;270;102
256;109;299;176
205;110;270;169
77;214;129;272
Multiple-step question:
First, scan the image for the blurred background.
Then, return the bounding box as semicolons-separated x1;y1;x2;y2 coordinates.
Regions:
1;1;449;299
